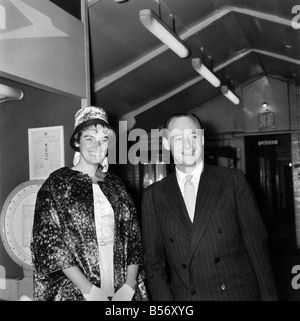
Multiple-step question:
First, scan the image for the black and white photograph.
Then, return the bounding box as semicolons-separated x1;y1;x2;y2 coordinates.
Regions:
0;0;300;309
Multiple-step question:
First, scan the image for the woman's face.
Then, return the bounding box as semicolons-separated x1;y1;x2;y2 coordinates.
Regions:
77;124;109;166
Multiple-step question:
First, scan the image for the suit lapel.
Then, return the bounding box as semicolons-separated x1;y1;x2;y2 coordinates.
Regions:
162;172;192;234
190;165;222;259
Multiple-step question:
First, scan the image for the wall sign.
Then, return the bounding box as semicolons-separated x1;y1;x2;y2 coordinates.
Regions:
28;126;64;180
258;140;279;146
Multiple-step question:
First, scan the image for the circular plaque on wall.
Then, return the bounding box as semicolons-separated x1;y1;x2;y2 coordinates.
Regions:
0;180;44;271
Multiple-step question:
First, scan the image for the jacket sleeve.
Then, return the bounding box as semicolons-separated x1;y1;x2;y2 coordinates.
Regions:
126;191;144;266
141;186;174;301
235;169;278;301
114;175;144;267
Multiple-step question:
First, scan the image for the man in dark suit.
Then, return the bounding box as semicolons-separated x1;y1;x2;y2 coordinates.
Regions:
141;113;277;301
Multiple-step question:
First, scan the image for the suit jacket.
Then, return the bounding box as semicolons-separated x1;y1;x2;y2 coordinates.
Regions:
141;164;278;301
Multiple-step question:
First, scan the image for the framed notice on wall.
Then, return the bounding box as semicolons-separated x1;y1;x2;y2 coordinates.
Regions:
28;126;65;180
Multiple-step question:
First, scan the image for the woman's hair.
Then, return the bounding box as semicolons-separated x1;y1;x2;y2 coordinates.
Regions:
74;120;114;146
70;117;116;151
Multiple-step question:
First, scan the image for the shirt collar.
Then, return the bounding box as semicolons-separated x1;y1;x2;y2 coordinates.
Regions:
176;160;204;185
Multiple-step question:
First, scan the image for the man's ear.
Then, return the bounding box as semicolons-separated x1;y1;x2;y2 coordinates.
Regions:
162;137;170;151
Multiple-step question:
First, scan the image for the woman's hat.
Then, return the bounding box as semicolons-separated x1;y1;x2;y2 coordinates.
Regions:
70;106;112;151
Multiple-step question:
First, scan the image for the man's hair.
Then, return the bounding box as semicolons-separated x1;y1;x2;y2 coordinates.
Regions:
163;113;203;130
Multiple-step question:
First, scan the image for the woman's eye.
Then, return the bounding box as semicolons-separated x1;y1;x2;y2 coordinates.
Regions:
99;138;108;145
84;137;95;143
174;137;182;142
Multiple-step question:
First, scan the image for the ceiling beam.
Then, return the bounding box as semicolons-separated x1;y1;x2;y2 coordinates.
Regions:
93;5;294;92
121;48;300;125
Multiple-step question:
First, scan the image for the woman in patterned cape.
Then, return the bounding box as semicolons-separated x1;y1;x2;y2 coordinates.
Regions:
30;106;148;301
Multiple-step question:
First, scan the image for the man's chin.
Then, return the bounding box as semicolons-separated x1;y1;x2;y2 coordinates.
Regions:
182;157;197;166
175;160;196;166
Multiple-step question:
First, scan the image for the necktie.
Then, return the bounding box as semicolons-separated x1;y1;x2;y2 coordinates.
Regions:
184;175;196;222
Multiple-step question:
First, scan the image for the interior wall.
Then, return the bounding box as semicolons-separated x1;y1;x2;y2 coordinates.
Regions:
242;76;290;133
192;87;244;135
192;76;291;173
0;0;86;98
0;77;81;278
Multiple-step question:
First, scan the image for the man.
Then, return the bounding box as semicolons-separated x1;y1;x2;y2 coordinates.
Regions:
141;113;277;301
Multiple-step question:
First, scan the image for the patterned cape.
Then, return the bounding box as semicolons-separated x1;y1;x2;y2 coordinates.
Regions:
30;167;148;301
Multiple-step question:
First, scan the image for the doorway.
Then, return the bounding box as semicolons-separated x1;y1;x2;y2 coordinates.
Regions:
245;134;295;233
244;134;298;300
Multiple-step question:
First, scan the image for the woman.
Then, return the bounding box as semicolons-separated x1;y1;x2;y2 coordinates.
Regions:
30;106;148;301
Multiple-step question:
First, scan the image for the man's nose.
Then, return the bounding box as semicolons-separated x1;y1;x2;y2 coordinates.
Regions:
183;137;192;148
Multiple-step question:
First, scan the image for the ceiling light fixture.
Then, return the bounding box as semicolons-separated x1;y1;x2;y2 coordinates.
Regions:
192;58;221;87
262;102;268;108
139;9;190;58
221;85;240;105
0;84;24;103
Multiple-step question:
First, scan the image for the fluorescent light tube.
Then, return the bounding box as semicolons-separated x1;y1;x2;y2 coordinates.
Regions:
221;85;240;105
192;58;221;87
139;9;190;58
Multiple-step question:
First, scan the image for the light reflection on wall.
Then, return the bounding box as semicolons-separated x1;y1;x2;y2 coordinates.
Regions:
143;162;167;188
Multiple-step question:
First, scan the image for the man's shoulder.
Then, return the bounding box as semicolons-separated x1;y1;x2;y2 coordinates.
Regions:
205;163;241;175
205;164;246;184
145;172;174;192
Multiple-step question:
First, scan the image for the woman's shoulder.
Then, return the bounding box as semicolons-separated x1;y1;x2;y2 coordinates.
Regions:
105;171;125;187
40;167;77;190
48;166;77;181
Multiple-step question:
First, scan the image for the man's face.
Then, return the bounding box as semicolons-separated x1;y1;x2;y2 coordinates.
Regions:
167;116;204;171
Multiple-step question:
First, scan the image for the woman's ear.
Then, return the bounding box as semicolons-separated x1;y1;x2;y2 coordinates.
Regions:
162;137;170;151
